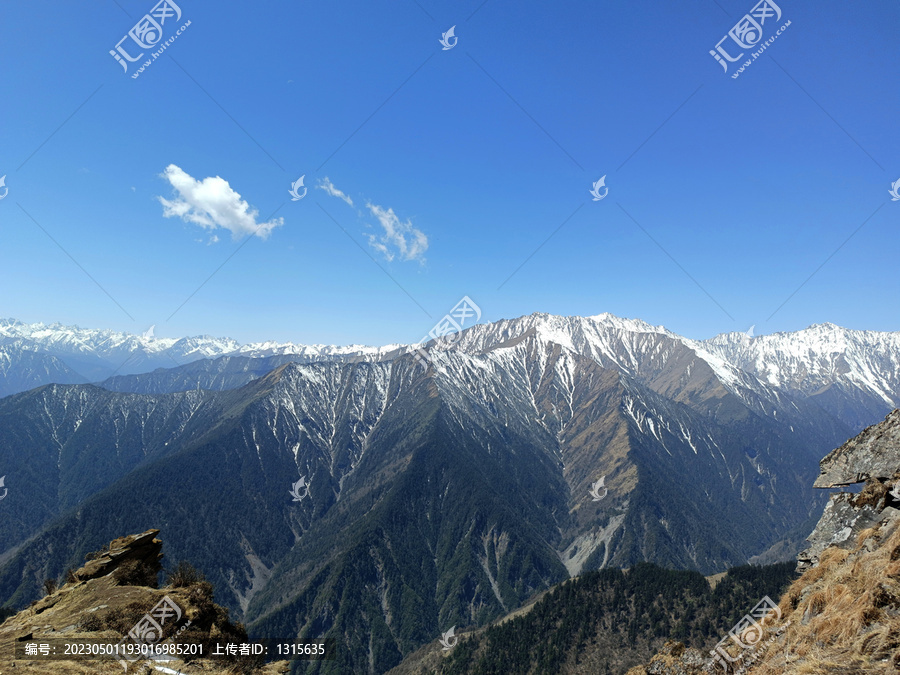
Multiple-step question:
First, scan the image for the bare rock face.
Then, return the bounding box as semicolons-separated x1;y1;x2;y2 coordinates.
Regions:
73;529;163;582
799;410;900;571
796;492;892;570
814;409;900;487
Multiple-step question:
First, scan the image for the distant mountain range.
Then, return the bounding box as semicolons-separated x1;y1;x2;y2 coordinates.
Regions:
0;317;400;386
2;315;897;428
0;313;897;674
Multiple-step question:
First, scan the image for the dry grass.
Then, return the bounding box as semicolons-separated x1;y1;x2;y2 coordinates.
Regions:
855;526;881;551
0;573;289;675
747;517;900;674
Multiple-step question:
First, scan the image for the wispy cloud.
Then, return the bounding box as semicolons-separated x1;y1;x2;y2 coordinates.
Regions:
316;177;353;206
157;164;283;241
365;203;428;263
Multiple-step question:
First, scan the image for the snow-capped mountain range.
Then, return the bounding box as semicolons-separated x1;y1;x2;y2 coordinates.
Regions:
0;318;401;362
1;313;898;428
0;318;401;385
433;313;900;427
703;322;900;406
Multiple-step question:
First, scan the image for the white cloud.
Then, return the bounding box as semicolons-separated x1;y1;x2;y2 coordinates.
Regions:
157;164;283;241
316;177;353;206
364;203;428;263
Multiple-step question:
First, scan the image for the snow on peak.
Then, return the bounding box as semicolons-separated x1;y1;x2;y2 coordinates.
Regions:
2;314;898;411
0;318;390;379
586;313;668;335
699;323;900;407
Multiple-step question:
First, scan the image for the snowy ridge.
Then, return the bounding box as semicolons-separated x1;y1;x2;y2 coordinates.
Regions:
447;313;770;418
0;318;399;360
2;315;899;427
444;313;900;428
700;323;900;409
248;362;395;483
0;318;401;379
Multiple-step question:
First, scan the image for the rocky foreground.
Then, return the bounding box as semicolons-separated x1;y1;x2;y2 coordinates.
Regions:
0;529;288;674
630;409;900;674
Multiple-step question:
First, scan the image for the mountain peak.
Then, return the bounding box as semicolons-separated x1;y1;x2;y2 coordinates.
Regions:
586;312;667;334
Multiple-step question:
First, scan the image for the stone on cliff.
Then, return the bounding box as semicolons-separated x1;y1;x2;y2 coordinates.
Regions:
800;410;900;570
814;409;900;488
73;528;163;582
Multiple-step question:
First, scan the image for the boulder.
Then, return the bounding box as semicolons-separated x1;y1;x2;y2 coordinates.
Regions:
814;409;900;487
73;529;162;582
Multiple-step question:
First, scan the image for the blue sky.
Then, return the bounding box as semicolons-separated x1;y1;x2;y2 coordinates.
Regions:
0;0;897;346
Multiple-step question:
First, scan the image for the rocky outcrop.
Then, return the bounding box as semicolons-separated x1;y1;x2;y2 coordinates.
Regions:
798;410;900;570
72;528;163;582
796;484;897;571
0;530;289;674
813;409;900;487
